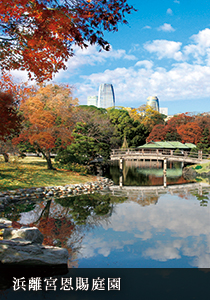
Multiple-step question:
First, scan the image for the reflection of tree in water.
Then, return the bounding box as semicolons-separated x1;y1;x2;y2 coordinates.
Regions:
108;163;150;186
190;190;210;206
0;193;127;267
0;201;36;222
55;193;127;225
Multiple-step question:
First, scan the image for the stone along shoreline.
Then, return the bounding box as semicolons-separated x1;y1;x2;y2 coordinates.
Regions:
0;177;114;266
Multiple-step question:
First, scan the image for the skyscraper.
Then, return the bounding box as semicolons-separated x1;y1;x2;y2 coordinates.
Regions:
146;96;159;112
98;83;115;108
87;95;98;107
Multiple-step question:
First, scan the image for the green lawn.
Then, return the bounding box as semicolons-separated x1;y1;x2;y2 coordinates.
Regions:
0;155;97;191
191;161;210;174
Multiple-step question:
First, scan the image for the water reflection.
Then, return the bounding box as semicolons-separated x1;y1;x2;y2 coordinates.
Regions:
106;160;193;187
1;184;210;268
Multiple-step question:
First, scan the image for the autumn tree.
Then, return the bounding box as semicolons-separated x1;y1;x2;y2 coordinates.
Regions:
13;84;78;169
130;105;165;133
0;0;135;82
146;124;167;142
0;73;31;161
177;122;202;144
166;113;194;128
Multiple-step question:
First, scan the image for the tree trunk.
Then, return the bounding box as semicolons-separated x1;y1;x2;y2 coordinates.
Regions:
46;154;56;170
40;150;56;170
3;152;9;162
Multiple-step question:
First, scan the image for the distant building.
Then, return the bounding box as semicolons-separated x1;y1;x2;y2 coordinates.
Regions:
159;107;168;116
98;83;115;108
87;95;98;107
146;96;159;112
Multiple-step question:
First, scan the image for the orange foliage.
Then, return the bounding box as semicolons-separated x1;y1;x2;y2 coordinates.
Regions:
37;217;74;247
13;84;78;150
0;0;135;81
177;122;202;144
166;113;194;128
147;124;167;142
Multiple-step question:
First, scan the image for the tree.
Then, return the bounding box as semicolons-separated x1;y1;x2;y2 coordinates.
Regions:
0;0;135;82
166;113;194;128
0;73;31;161
13;84;78;169
107;108;148;148
194;114;210;130
56;105;114;166
147;124;167;142
177;122;202;144
130;105;165;133
163;113;194;142
0;92;22;141
197;128;210;153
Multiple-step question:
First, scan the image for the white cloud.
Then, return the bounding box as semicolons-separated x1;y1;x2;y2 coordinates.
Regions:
144;40;183;60
167;8;173;15
143;25;152;29
174;0;180;3
143;241;182;261
76;194;210;267
158;23;175;32
54;45;137;81
183;28;210;64
135;60;153;69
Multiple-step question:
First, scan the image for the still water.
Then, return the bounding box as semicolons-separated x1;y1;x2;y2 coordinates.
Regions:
2;161;210;268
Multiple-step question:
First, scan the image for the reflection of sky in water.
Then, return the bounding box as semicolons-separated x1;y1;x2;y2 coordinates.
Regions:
77;194;210;268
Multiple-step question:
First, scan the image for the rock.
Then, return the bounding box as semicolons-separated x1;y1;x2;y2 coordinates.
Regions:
182;167;197;180
0;240;68;265
3;227;44;244
0;218;12;227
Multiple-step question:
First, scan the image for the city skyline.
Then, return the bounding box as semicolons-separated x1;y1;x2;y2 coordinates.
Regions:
9;0;210;115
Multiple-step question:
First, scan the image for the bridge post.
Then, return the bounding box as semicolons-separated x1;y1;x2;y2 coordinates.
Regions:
119;157;123;173
198;150;202;160
119;174;123;188
163;158;167;174
163;173;167;188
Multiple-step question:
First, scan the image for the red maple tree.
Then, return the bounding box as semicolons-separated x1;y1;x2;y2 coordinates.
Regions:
0;73;32;160
0;0;135;82
177;122;202;144
146;124;167;142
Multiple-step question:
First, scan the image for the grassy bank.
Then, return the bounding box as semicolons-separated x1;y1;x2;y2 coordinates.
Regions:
0;156;97;192
188;161;210;174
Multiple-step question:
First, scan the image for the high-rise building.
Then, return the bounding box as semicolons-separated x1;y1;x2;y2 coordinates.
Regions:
146;96;159;112
98;83;115;108
87;95;98;107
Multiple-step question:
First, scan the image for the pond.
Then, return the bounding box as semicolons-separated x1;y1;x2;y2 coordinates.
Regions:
1;162;210;268
1;161;210;298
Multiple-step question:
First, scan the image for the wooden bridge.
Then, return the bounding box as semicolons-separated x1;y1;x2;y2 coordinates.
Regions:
110;148;210;164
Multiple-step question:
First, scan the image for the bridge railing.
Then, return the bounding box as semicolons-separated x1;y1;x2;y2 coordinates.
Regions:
111;148;210;160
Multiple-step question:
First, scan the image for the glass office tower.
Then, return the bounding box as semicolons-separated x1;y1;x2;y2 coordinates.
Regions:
98;83;115;108
146;96;159;112
87;95;98;107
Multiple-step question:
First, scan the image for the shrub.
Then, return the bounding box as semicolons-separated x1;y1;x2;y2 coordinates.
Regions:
174;149;182;155
195;165;202;170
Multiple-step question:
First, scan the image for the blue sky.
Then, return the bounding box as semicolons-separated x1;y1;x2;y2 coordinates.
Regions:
13;0;210;115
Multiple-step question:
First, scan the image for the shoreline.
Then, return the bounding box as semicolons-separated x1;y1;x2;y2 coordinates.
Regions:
0;177;114;210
